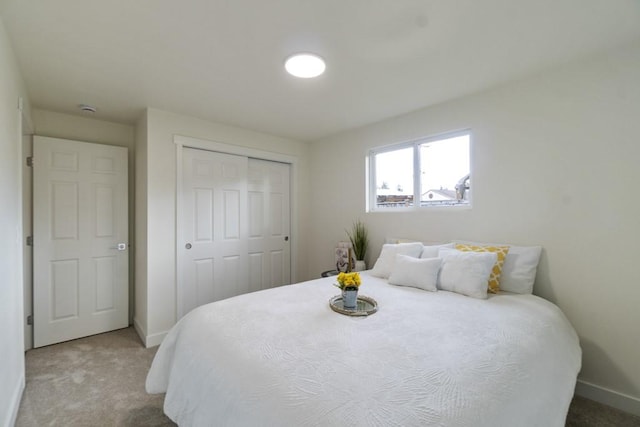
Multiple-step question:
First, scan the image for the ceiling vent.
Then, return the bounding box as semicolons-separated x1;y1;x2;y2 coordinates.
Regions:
78;104;97;113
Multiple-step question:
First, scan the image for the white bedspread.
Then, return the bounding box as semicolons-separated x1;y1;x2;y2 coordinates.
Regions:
146;273;581;426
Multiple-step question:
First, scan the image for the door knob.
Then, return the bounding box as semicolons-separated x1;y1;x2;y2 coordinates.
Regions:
185;243;192;249
110;243;127;251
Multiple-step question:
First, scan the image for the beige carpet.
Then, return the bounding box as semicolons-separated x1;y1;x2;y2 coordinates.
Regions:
566;395;640;427
17;327;174;426
16;327;640;426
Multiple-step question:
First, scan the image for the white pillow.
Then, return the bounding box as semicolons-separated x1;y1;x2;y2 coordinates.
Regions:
385;237;419;244
437;248;497;299
453;240;542;294
420;242;454;259
388;254;442;292
370;242;424;279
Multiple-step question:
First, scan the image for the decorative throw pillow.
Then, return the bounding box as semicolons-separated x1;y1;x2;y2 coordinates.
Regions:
453;240;542;294
454;244;510;293
437;249;497;299
370;242;424;279
388;254;442;292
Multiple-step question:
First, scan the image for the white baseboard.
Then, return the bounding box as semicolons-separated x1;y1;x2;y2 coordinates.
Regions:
3;373;25;427
144;330;168;348
132;317;146;346
575;379;640;417
133;317;167;348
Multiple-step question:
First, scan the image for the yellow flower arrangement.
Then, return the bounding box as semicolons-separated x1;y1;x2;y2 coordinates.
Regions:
335;272;362;290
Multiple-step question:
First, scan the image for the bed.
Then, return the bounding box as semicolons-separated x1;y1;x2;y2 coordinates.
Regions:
146;261;581;426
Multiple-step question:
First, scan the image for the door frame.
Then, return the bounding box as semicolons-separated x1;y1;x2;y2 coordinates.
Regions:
174;135;298;319
20;98;34;350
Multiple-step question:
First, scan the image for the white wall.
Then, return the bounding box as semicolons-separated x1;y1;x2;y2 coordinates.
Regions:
0;16;31;427
30;109;137;329
32;109;135;146
134;111;148;341
136;108;311;346
308;41;640;413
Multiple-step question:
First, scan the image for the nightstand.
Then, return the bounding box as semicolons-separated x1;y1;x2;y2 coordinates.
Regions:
321;269;340;278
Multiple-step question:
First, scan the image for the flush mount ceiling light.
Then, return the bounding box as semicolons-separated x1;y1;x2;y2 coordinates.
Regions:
284;53;326;78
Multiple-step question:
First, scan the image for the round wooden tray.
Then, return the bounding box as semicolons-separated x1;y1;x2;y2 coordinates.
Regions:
329;294;378;317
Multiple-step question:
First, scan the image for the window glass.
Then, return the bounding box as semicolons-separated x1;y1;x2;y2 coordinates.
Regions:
374;147;414;208
419;134;470;206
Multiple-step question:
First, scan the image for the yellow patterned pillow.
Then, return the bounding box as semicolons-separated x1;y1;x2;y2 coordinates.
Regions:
454;244;510;293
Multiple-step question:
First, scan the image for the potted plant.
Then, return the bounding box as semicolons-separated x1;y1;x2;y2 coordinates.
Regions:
334;272;362;309
347;220;369;271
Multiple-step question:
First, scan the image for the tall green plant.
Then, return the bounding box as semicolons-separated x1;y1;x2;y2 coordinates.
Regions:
347;220;369;261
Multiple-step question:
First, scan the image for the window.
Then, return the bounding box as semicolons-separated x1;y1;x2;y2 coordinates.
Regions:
368;130;471;211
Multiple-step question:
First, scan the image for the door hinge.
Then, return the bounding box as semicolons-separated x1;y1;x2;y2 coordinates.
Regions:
26;156;33;167
27;315;33;326
26;236;33;246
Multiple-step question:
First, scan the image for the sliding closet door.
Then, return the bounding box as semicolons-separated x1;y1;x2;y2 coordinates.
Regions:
247;158;291;292
182;148;249;316
180;149;292;317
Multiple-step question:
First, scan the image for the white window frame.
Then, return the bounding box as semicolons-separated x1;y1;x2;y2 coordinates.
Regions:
367;129;472;212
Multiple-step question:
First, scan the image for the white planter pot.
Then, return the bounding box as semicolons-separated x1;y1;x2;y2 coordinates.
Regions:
353;260;366;272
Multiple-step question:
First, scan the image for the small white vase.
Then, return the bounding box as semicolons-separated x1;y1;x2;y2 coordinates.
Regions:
353;260;366;272
342;289;358;310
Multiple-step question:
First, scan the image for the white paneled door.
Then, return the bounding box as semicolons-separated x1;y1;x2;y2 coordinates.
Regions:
180;148;290;318
33;136;128;348
247;158;291;292
181;149;249;314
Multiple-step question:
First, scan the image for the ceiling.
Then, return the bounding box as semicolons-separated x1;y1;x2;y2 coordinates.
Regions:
1;1;640;142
